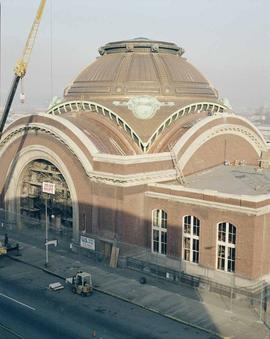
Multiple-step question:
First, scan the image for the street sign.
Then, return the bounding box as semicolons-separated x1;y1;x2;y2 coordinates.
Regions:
42;182;55;195
80;236;95;251
45;239;58;247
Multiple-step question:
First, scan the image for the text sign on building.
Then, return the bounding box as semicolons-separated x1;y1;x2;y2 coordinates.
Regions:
42;182;55;195
80;236;95;251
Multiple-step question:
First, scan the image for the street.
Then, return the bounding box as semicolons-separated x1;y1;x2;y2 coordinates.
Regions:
0;257;214;339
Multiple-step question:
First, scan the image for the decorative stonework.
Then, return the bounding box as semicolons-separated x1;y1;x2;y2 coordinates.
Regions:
47;100;228;152
0;123;93;175
178;123;267;171
113;96;174;120
88;169;176;186
127;96;161;119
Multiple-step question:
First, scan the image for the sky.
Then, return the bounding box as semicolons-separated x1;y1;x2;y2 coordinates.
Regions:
0;0;269;114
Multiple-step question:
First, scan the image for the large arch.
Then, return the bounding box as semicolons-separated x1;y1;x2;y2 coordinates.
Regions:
170;114;268;174
3;146;80;240
1;114;96;174
47;100;228;152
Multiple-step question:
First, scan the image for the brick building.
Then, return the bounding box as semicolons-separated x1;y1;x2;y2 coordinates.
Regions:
1;38;269;286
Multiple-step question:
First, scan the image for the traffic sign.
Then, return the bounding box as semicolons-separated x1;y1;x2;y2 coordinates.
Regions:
42;182;55;194
45;239;58;247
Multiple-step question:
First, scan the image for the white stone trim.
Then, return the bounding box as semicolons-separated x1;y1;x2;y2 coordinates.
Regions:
47;100;145;151
46;100;227;152
149;102;227;149
38;113;99;154
174;114;266;156
145;191;270;216
93;152;172;164
1;113;98;155
179;123;267;169
149;182;270;202
0;121;94;174
232;115;266;142
88;169;176;186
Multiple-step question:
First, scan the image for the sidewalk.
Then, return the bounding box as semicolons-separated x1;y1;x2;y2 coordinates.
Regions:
7;241;270;339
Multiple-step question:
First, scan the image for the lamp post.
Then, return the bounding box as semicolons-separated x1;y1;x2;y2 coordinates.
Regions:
42;182;56;267
45;193;48;267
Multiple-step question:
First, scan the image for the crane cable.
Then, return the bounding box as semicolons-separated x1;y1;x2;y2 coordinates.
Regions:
20;78;25;103
50;0;53;102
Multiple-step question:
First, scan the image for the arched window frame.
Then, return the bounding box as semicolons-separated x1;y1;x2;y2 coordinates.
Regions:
182;215;200;264
217;222;236;273
152;209;167;255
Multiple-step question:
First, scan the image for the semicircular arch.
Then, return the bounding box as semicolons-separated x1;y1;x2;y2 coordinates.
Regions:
47;100;228;153
4;146;80;240
178;123;267;171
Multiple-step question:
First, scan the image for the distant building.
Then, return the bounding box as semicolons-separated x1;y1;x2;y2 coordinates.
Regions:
1;38;270;286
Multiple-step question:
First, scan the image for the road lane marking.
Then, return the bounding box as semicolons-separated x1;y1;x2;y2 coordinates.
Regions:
0;293;36;311
0;321;25;338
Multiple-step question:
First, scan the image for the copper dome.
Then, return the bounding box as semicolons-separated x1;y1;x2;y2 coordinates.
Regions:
64;38;218;100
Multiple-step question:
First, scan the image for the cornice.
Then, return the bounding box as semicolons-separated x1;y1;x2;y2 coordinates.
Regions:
145;190;270;216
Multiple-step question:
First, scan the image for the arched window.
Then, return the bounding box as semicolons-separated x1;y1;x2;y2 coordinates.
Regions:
152;209;167;255
217;222;236;272
183;216;200;264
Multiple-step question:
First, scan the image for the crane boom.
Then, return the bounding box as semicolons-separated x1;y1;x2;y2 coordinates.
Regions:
0;0;46;138
15;0;46;78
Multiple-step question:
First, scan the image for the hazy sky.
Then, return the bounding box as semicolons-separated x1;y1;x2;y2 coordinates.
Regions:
0;0;270;114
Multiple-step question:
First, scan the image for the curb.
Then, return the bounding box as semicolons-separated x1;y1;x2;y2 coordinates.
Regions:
7;254;222;338
93;286;222;338
7;255;66;281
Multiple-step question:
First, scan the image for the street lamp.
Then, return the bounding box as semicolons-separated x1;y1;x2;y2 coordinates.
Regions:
45;193;48;267
42;182;57;267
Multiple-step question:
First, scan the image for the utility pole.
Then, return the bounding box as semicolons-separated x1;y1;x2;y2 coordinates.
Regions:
45;194;48;267
42;182;57;267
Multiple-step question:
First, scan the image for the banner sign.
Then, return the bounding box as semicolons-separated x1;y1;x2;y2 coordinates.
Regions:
42;182;55;195
80;236;95;251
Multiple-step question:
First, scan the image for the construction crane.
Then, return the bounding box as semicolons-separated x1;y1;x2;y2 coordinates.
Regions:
0;0;46;138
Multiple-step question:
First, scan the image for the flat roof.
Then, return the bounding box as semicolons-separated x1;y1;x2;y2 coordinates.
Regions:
180;165;270;196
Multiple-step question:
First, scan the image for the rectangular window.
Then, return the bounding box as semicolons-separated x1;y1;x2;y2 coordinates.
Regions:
161;231;167;243
153;230;159;253
218;223;226;242
161;218;167;229
192;239;199;263
161;235;167;255
227;247;235;272
184;237;190;248
193;239;199;251
183;216;200;264
228;225;236;244
228;247;235;260
184;223;190;234
152;209;168;255
193;223;199;236
218;245;225;270
184;249;190;261
193;251;199;263
161;231;167;254
217;222;236;273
